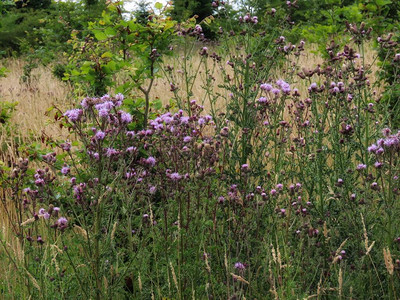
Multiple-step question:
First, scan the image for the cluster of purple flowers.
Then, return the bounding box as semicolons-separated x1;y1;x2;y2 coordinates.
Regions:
65;94;132;128
64;109;83;122
368;129;400;155
22;183;68;234
239;13;258;24
259;80;291;103
328;81;346;95
34;168;54;187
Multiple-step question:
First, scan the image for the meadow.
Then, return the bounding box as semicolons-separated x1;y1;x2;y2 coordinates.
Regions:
1;1;400;299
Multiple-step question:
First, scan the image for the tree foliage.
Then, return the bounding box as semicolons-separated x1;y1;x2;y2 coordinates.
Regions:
171;0;213;22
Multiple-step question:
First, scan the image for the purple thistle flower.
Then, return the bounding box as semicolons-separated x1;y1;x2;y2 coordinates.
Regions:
115;93;124;102
126;131;136;138
258;97;267;104
35;178;45;186
95;130;106;140
146;156;156;167
81;97;89;109
126;146;137;153
356;164;366;170
98;108;109;118
347;94;353;102
205;115;212;122
271;88;281;96
234;262;246;270
309;83;318;92
60;142;71;151
282;84;291;94
57;217;68;230
64;109;82;122
332;87;340;94
149;186;157;194
101;94;111;102
183;136;192;143
61;166;70;175
180;116;190;124
382;128;391;137
383;137;399;148
126;171;135;179
169;172;182;181
37;236;44;244
368;144;378;153
260;83;273;91
106;148;119;157
53;207;60;216
120;111;132;123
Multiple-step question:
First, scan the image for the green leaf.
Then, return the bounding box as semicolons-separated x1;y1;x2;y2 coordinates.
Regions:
106;61;117;71
155;2;163;9
105;27;117;37
71;69;80;76
366;3;377;12
164;20;175;31
204;220;213;227
375;0;391;6
101;51;113;58
93;30;108;41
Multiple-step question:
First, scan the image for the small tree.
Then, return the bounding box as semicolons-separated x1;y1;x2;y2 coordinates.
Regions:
133;0;151;24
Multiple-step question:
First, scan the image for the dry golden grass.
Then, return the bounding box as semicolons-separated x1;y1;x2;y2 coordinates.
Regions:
0;58;73;135
0;43;379;147
0;58;74;166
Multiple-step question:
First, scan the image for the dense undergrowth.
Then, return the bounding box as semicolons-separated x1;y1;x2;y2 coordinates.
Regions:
1;1;400;299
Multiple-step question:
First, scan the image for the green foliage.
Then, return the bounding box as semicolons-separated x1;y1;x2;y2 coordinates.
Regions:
133;0;151;24
0;66;8;78
375;29;400;127
15;0;51;9
0;101;17;125
0;0;15;14
64;1;176;124
0;0;107;59
0;8;49;55
171;0;213;22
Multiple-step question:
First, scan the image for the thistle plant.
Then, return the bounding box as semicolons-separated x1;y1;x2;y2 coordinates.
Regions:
3;3;400;299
